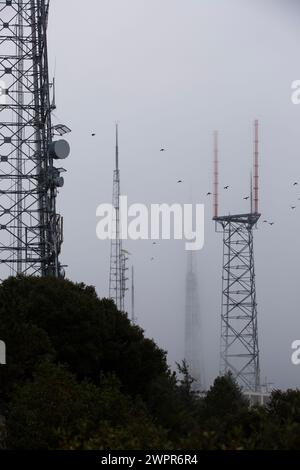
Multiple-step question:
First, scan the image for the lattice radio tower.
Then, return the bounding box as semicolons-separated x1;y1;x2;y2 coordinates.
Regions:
131;265;136;324
213;121;261;392
0;0;70;279
185;251;203;391
109;124;127;311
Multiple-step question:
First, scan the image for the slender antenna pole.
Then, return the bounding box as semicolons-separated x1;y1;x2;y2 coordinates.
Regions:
213;131;219;218
131;266;135;324
115;122;119;171
51;76;56;109
250;171;253;214
253;120;259;214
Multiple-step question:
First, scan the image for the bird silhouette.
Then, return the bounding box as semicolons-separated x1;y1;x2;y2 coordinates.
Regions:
263;220;268;223
294;182;298;186
291;206;296;210
207;192;212;196
244;196;250;200
224;185;230;190
160;148;166;152
91;133;96;137
269;222;274;226
177;180;183;184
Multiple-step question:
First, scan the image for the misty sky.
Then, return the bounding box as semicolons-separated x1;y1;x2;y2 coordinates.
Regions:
48;0;300;389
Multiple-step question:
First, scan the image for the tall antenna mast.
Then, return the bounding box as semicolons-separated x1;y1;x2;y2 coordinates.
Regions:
0;0;70;279
213;131;219;218
109;124;127;311
115;121;119;171
253;120;259;214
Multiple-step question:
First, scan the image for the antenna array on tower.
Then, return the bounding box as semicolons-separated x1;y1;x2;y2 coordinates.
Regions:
0;0;70;279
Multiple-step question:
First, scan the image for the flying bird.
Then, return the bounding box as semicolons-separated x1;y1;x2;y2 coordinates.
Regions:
291;206;296;210
293;182;298;186
263;220;268;223
224;185;230;190
269;222;275;226
177;180;183;184
244;196;250;200
207;192;212;196
160;148;166;152
91;133;96;137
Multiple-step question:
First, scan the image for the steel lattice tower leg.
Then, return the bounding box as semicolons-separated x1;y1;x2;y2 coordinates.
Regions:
216;214;260;391
0;0;68;279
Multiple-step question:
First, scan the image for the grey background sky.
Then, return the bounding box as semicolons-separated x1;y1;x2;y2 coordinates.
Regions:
48;0;300;389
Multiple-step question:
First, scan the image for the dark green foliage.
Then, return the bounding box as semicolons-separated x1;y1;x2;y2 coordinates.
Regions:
7;361;169;450
203;373;249;419
0;276;168;402
1;276;300;450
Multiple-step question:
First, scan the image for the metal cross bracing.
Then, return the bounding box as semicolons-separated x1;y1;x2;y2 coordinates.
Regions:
0;0;69;279
215;213;260;391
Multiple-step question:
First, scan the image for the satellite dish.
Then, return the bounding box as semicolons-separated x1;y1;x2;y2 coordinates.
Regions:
49;139;70;160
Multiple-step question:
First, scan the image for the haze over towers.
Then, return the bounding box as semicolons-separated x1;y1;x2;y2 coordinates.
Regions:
185;251;204;391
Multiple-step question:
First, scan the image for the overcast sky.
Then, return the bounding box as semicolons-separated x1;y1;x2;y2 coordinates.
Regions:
48;0;300;389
